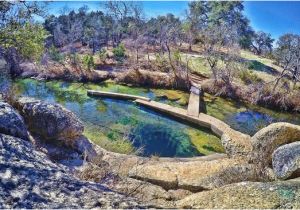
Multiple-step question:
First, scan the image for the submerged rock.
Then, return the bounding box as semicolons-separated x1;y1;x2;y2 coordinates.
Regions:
0;102;28;140
15;97;84;144
176;179;300;209
0;133;141;208
272;142;300;180
250;122;300;166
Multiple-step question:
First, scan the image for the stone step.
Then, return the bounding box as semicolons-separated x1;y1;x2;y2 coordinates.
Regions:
187;92;200;117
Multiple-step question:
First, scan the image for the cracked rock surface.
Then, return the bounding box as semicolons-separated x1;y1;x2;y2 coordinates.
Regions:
0;133;141;208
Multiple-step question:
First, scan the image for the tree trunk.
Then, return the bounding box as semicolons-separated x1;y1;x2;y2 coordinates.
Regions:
273;69;287;92
136;47;139;63
147;48;150;64
5;47;21;77
166;42;180;88
188;42;192;52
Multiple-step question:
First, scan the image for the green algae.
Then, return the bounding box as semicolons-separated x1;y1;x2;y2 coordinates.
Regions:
204;94;246;121
151;89;186;101
151;88;190;108
86;80;152;97
13;78;224;156
186;128;224;155
13;78;300;156
84;123;135;154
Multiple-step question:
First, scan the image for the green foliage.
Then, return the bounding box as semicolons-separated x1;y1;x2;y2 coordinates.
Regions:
173;49;181;63
98;49;107;63
112;43;126;60
48;45;65;63
239;70;262;85
82;55;95;71
68;52;81;66
3;23;48;61
154;53;168;72
0;2;47;61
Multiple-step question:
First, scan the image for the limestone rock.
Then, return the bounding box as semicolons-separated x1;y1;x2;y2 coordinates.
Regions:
251;122;300;166
0;102;28;140
176;179;300;209
14;97;97;159
73;135;97;160
105;177;174;207
272;142;300;180
221;129;252;157
129;157;259;191
15;97;84;144
0;133;141;208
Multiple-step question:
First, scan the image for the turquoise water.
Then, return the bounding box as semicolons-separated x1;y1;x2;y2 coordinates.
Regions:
12;78;300;156
13;79;223;157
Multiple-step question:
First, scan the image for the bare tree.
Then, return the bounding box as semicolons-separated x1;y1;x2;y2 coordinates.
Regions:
273;34;300;91
251;31;274;55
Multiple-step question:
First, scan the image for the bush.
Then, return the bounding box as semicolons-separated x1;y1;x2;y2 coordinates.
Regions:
82;55;95;71
48;45;64;63
98;49;107;63
68;52;81;67
112;43;126;60
154;53;169;72
239;70;262;85
173;49;181;62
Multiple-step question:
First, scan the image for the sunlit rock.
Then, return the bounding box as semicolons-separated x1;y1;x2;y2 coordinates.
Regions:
272;142;300;180
250;122;300;166
0;133;140;208
176;179;300;209
0;102;28;140
15;97;84;143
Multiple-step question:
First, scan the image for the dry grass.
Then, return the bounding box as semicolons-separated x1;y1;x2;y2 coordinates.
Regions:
116;68;177;89
202;79;300;112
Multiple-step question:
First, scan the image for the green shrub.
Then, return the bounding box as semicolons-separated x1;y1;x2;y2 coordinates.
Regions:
239;70;263;85
98;49;107;63
82;55;95;71
11;23;48;61
68;52;81;66
48;45;64;63
112;43;126;60
173;49;181;63
154;53;168;72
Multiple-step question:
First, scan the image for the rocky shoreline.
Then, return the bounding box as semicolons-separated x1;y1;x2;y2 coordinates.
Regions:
1;96;300;208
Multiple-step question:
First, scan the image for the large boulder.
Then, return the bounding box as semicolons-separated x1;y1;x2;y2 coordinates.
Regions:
0;102;28;140
220;129;252;157
250;122;300;166
176;179;300;209
14;97;97;159
0;133;141;208
14;97;84;145
272;142;300;180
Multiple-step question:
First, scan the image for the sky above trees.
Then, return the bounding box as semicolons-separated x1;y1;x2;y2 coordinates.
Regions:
45;1;300;40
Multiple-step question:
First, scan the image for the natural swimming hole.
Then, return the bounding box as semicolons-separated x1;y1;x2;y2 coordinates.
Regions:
13;78;300;157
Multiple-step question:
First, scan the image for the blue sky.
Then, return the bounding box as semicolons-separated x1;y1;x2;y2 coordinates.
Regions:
45;1;300;40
